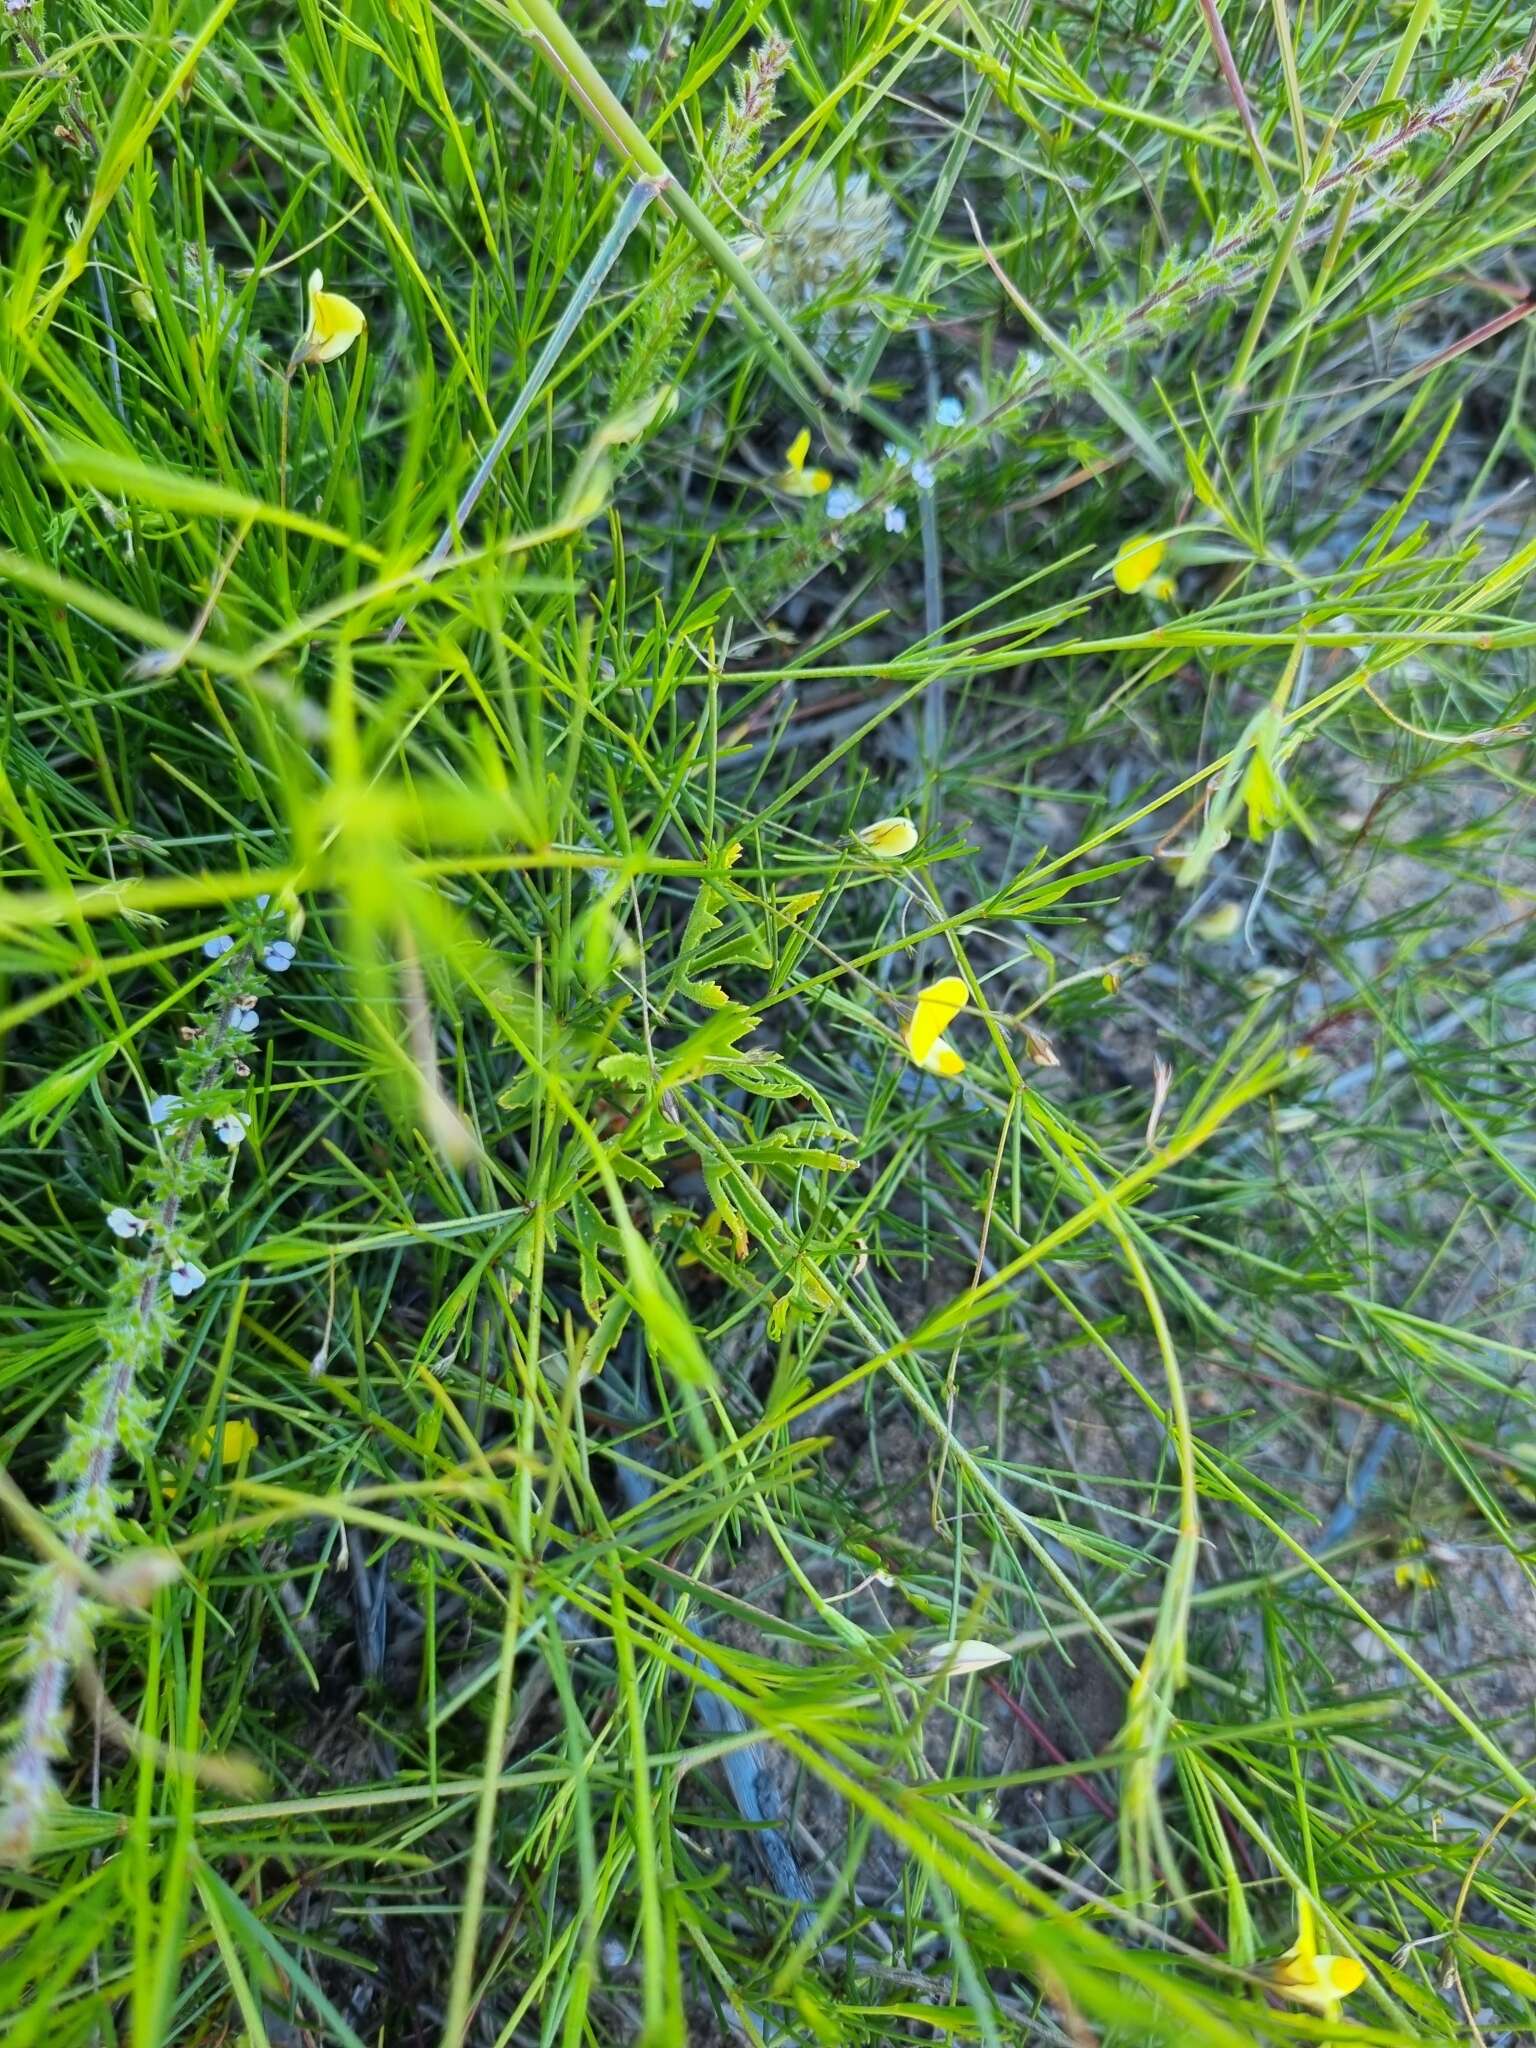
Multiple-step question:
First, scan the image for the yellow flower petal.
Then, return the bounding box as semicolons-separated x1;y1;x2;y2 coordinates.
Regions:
779;427;831;497
904;976;969;1073
301;268;366;366
916;1034;965;1077
1112;534;1167;594
196;1419;260;1465
856;816;918;859
1272;1942;1366;2008
223;1419;260;1462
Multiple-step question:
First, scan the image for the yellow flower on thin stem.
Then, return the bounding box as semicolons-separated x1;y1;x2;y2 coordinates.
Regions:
1395;1538;1437;1590
1113;533;1176;599
1270;1897;1367;2013
777;427;832;498
196;1419;260;1466
299;269;366;366
856;816;918;859
904;975;969;1077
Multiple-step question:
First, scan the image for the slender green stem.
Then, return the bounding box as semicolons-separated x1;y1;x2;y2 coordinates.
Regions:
386;175;661;643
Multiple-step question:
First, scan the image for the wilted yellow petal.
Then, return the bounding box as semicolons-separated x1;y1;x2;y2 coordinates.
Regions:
1112;534;1167;594
924;1639;1011;1676
98;1551;182;1606
1023;1028;1059;1068
856;816;918;859
301;269;366;366
786;427;812;472
561;455;614;528
598;384;679;447
1192;901;1242;942
904;976;969;1074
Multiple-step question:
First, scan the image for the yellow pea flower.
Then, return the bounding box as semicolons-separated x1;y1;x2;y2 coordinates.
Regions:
1113;533;1175;599
856;816;918;859
778;427;832;498
1270;1899;1366;2012
300;269;366;366
904;975;969;1077
1395;1540;1437;1589
196;1419;260;1465
1271;1944;1367;2008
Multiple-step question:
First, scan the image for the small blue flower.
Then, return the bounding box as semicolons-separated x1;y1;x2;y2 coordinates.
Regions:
148;1094;182;1126
255;893;271;910
169;1261;207;1299
935;395;964;428
212;1112;250;1148
884;504;907;534
203;934;234;960
911;458;936;491
224;1006;259;1035
825;485;863;520
106;1207;148;1239
262;940;296;973
882;442;912;469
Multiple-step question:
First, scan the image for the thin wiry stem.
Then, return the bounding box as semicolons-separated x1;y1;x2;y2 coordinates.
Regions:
384;176;662;645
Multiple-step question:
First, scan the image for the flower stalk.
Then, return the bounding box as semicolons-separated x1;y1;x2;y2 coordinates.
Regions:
0;902;291;1864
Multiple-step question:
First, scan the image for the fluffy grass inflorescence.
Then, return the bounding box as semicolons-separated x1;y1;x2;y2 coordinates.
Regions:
1;0;1535;2043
